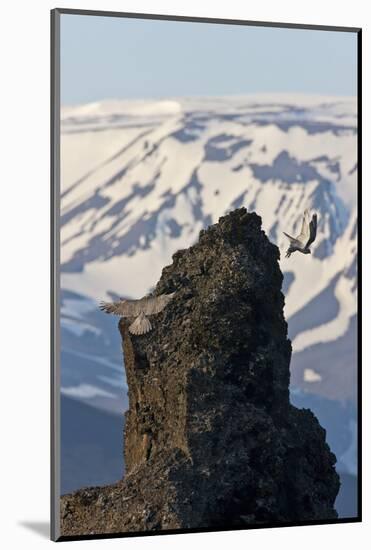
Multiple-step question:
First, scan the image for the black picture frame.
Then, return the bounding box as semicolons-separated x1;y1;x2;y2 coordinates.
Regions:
51;8;362;542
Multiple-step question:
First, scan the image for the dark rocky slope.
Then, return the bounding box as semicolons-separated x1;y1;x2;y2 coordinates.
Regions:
60;208;339;537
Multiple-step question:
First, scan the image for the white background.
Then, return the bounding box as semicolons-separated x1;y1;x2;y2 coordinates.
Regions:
0;0;368;548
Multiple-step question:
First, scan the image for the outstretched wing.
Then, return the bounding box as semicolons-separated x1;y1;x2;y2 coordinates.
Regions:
99;298;143;317
283;231;301;246
141;292;176;315
305;213;317;248
296;209;310;246
99;292;176;317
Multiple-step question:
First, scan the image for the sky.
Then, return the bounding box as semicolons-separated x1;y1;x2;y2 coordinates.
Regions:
60;14;357;106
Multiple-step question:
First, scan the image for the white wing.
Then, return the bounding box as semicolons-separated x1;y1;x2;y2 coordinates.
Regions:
296;210;310;246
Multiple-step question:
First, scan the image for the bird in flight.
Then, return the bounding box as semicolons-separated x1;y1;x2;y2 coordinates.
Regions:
99;292;176;335
283;210;318;258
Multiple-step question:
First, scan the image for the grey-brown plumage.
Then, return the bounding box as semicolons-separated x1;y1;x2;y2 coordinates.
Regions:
99;292;176;335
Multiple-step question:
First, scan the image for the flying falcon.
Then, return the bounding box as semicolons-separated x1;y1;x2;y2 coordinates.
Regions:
283;210;318;258
99;292;176;335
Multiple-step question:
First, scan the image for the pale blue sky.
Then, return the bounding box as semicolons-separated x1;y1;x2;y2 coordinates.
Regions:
60;14;357;105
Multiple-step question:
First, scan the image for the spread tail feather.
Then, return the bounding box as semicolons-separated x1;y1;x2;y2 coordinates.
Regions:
129;313;152;335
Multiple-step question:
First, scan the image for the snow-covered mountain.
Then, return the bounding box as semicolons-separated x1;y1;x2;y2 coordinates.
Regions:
59;95;358;478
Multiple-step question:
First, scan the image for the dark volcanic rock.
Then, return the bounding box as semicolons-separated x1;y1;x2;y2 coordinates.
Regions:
60;208;339;537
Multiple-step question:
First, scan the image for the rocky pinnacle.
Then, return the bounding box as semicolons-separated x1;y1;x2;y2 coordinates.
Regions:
60;208;339;537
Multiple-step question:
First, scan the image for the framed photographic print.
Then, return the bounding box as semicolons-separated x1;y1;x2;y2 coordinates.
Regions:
51;8;361;542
